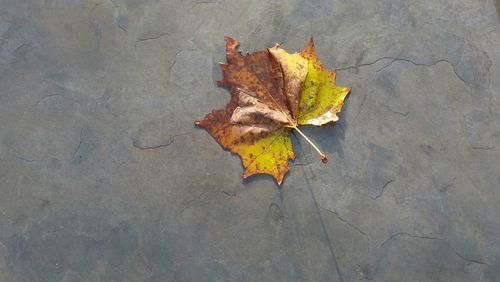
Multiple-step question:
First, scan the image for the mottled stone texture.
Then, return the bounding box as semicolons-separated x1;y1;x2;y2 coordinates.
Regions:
0;0;499;281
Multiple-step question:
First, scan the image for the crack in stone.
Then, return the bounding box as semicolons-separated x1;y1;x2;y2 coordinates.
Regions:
137;33;170;43
190;1;216;10
12;155;42;163
384;105;409;117
89;3;100;15
168;50;181;75
34;94;65;107
14;43;28;53
218;190;237;197
132;139;174;150
336;56;467;85
109;0;119;8
175;189;214;217
132;131;193;150
376;58;449;73
321;207;370;243
106;0;127;33
355;264;374;281
380;232;487;266
70;128;85;160
336;57;390;71
471;144;494;150
11;127;86;164
168;49;196;76
370;178;395;200
134;32;174;50
115;20;127;34
12;43;33;63
292;161;314;167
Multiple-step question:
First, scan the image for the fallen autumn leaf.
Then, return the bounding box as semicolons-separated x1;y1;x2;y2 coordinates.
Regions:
196;37;350;185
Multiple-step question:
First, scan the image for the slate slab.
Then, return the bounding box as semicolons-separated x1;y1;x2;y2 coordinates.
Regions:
0;0;499;281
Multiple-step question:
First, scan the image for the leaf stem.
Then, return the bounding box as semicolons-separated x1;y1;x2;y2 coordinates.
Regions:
292;126;328;163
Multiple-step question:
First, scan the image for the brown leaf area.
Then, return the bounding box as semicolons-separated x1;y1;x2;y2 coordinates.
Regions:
195;37;296;184
218;37;293;122
268;44;308;120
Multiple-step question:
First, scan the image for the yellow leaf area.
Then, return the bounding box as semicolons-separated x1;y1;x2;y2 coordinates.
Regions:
297;40;351;126
196;108;294;185
234;129;294;184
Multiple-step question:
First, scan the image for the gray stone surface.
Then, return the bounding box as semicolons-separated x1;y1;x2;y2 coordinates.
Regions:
0;0;499;281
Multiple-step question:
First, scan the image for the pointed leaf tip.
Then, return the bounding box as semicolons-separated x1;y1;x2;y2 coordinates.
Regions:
300;37;317;59
224;36;239;45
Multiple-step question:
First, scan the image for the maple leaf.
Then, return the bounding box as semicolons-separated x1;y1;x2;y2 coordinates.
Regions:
195;37;350;185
